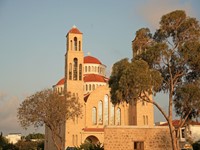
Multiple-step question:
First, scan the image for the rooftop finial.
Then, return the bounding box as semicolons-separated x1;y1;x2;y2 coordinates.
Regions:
72;25;76;28
87;52;91;56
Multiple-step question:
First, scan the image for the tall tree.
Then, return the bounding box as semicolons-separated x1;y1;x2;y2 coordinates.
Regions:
0;133;8;150
17;89;82;150
109;10;200;150
174;81;200;124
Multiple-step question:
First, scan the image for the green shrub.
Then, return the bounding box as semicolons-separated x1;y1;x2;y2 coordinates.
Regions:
75;142;104;150
193;140;200;150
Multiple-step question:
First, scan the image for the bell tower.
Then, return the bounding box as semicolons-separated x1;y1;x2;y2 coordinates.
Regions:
64;25;85;147
65;25;84;82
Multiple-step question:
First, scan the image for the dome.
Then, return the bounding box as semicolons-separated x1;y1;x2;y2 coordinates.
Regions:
55;78;65;86
84;56;102;64
84;74;108;82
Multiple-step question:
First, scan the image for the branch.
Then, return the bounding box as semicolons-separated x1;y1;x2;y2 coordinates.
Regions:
166;39;173;48
177;109;192;131
172;43;179;53
173;72;184;85
141;91;169;122
161;55;168;66
153;100;169;122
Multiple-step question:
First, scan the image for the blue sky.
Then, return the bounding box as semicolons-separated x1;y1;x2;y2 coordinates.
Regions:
0;0;200;135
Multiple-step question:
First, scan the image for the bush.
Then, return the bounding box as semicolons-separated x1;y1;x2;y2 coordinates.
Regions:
75;142;104;150
193;140;200;150
15;140;44;150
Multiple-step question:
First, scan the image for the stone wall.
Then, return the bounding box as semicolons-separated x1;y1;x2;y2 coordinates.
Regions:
104;126;172;150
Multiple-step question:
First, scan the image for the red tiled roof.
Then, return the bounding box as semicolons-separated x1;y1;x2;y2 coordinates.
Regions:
55;74;107;86
56;78;65;86
84;74;107;82
159;120;180;127
83;128;104;132
160;120;200;127
84;56;102;64
68;26;82;34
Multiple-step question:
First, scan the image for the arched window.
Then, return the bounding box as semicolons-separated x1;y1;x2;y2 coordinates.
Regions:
70;40;72;51
102;68;105;75
143;115;146;125
116;108;121;125
89;84;91;91
95;66;97;72
72;135;74;145
69;63;72;80
92;107;97;125
98;101;103;124
86;84;88;91
98;67;100;73
146;115;148;125
92;66;94;72
60;87;63;95
79;64;82;80
79;41;81;51
88;66;91;72
104;95;109;125
73;58;78;80
76;135;78;145
92;84;95;90
74;37;77;51
110;104;115;125
85;66;87;72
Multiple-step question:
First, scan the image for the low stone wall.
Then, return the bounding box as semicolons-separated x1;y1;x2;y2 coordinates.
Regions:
104;126;172;150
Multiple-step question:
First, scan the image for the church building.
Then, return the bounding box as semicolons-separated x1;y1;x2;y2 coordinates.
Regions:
45;26;154;149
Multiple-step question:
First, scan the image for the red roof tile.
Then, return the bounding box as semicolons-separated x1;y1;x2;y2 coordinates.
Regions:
159;120;200;127
56;78;65;86
83;128;104;132
84;74;107;82
55;74;107;86
84;56;102;64
68;26;82;34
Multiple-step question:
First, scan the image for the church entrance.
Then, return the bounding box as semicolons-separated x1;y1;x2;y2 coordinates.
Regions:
85;135;100;144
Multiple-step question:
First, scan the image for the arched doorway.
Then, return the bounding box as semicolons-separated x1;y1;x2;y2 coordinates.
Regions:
85;135;100;144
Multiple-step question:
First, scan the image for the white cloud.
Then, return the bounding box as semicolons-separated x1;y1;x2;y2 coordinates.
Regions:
0;95;20;135
0;93;44;136
136;0;194;31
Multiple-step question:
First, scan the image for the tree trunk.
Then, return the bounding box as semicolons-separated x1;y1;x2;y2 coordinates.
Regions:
172;131;179;150
167;122;179;150
51;131;62;150
144;94;179;150
168;76;180;150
